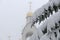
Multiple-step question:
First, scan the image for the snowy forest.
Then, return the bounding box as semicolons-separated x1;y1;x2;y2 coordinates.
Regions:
30;0;60;40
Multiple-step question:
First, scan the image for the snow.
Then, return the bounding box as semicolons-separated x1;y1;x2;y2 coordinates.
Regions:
40;33;50;40
27;0;60;40
32;0;60;23
50;0;60;6
29;8;60;40
32;2;50;21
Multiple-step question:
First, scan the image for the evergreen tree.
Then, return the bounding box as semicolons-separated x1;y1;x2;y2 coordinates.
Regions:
42;26;47;34
44;9;48;18
48;6;53;15
35;18;39;23
55;23;59;29
53;3;58;12
38;16;41;24
41;14;45;21
54;32;57;37
58;3;60;9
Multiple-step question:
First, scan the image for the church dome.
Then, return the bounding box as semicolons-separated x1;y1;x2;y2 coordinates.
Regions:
27;11;33;16
27;2;33;17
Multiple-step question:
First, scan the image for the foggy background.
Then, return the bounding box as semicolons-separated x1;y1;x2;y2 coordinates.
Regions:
0;0;48;40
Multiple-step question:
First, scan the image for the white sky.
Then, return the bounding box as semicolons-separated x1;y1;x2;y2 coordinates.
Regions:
0;0;49;40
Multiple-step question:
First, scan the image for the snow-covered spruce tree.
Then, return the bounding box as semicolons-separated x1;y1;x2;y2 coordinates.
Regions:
30;0;60;40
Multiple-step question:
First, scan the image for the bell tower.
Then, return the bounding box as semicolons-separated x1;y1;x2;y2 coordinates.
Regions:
22;1;37;40
26;2;33;23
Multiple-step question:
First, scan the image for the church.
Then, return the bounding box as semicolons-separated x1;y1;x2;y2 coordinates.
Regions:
22;0;60;40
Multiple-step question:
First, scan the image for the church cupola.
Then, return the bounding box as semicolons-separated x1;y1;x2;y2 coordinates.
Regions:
27;11;32;17
26;2;33;23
